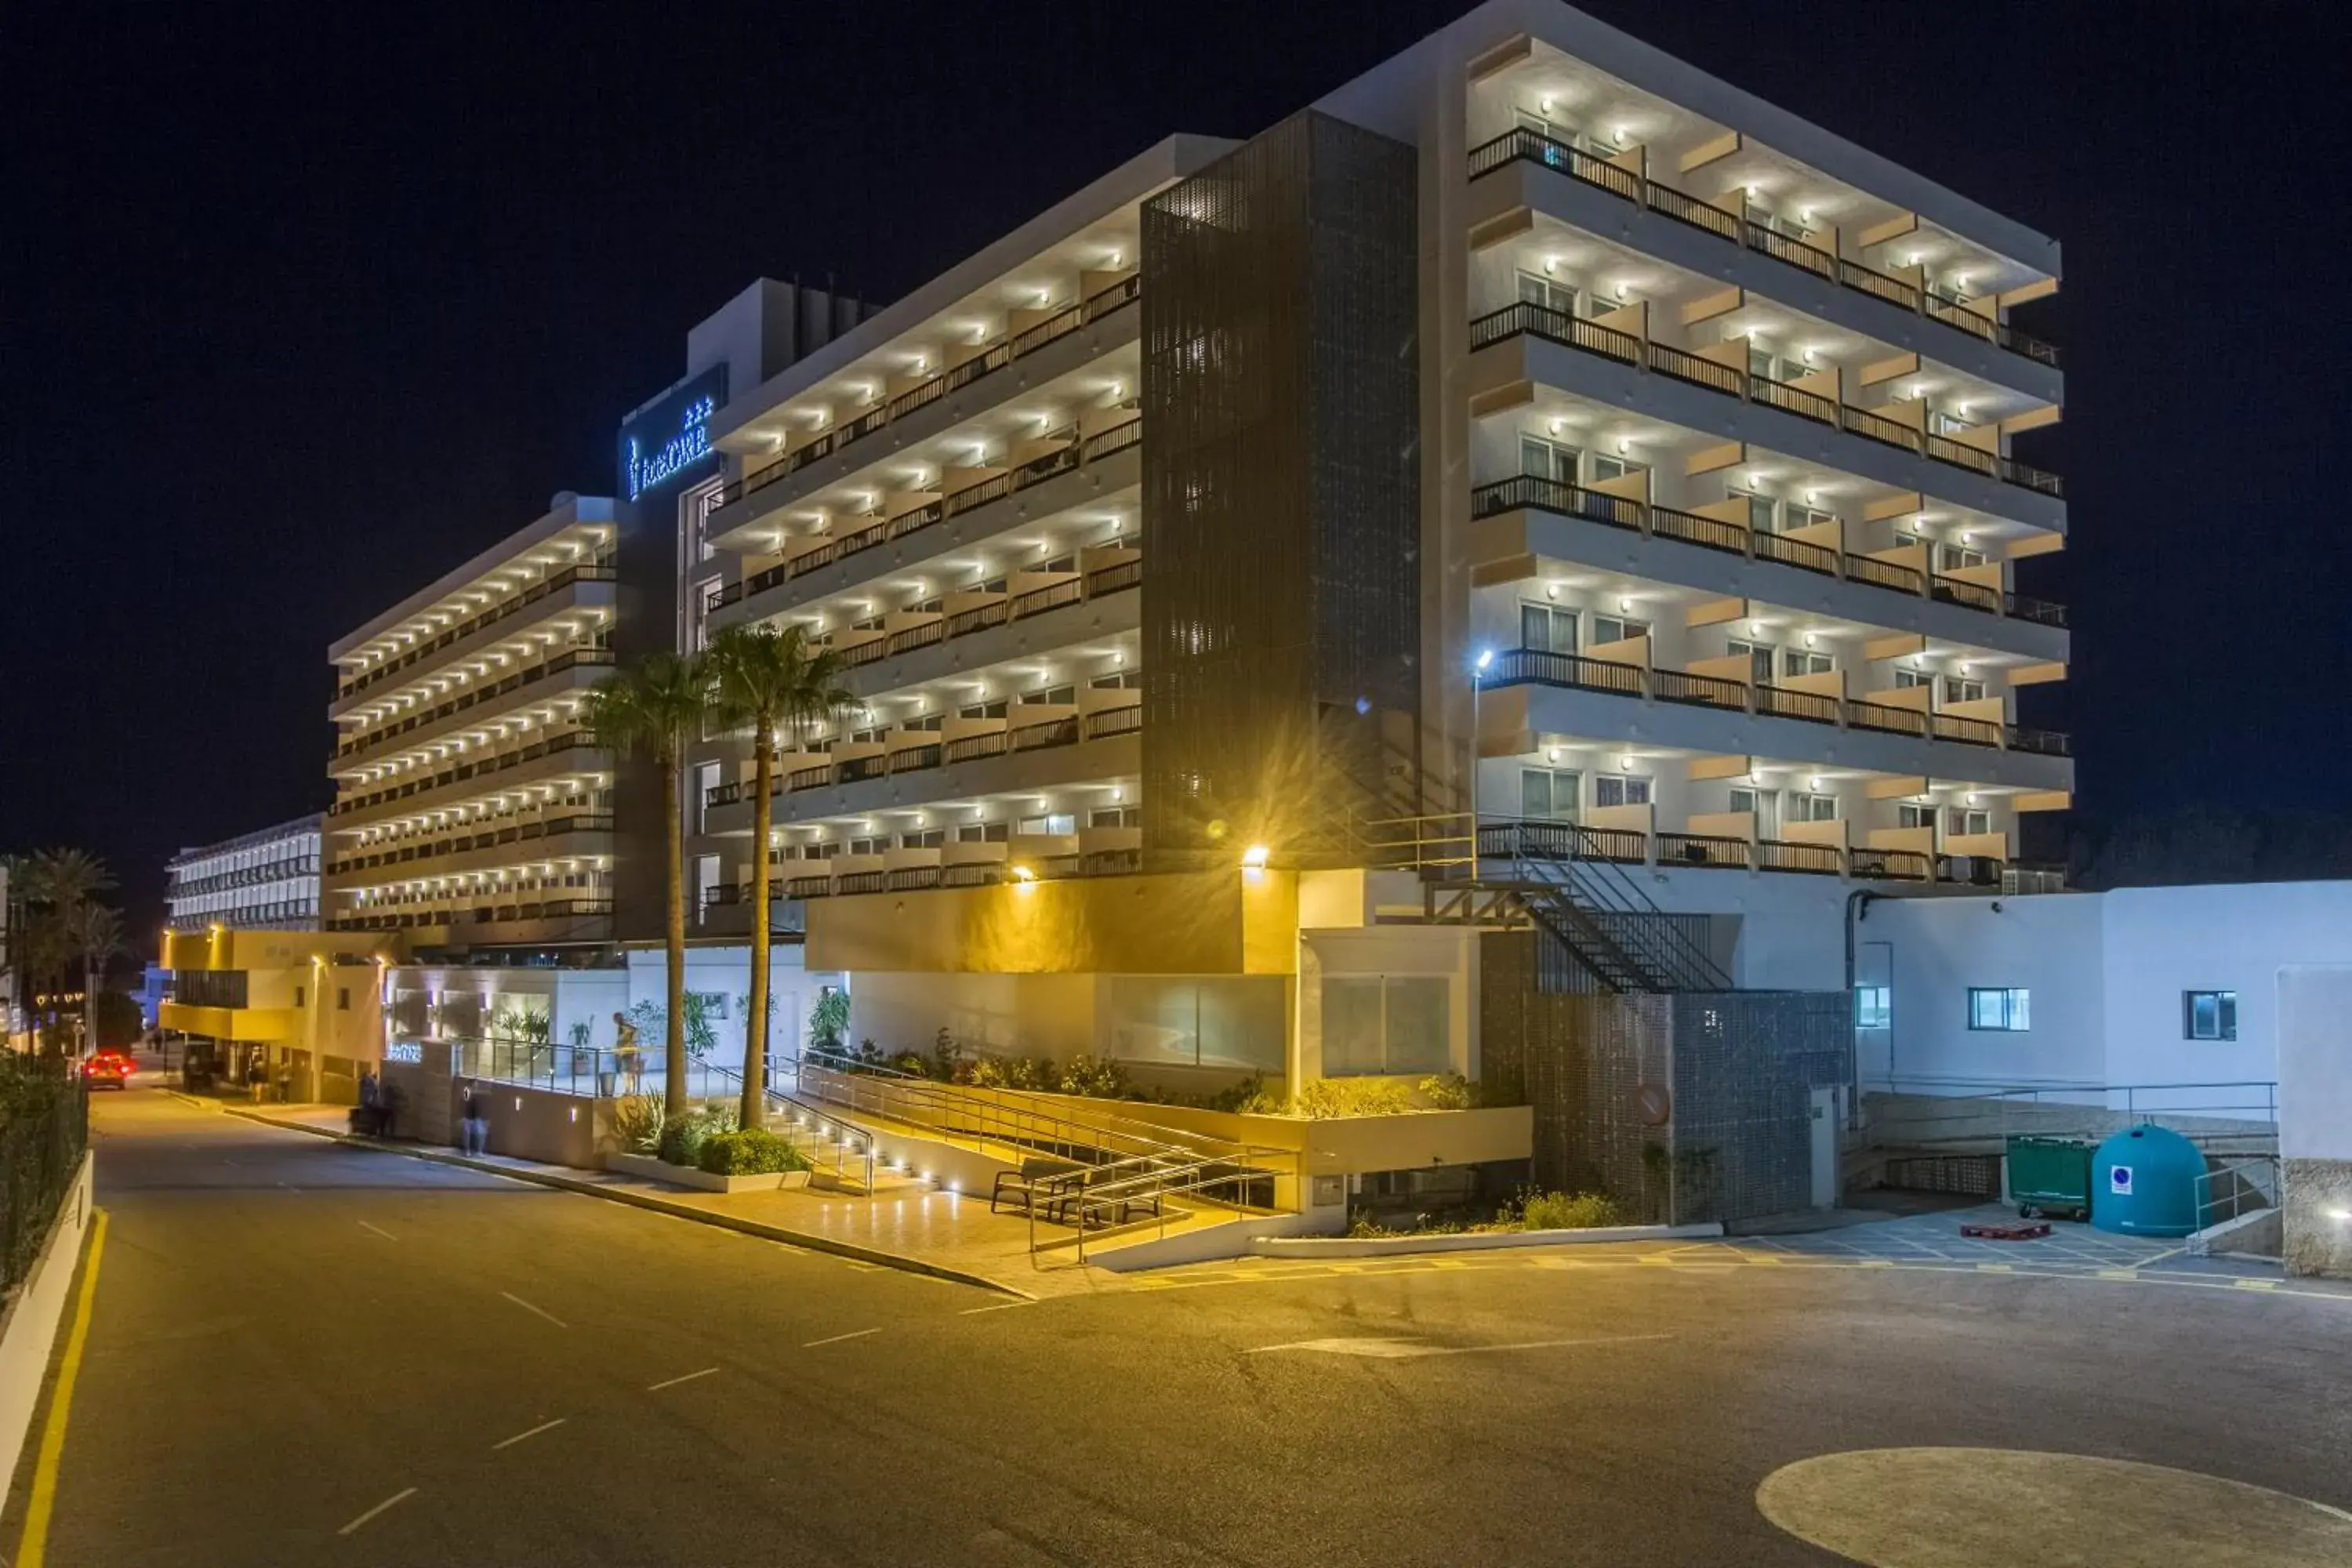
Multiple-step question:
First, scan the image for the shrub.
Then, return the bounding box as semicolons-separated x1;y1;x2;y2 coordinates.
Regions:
1513;1190;1626;1232
655;1103;739;1167
1417;1073;1479;1111
1294;1078;1413;1120
807;989;850;1051
611;1094;666;1156
1058;1053;1129;1099
697;1127;808;1176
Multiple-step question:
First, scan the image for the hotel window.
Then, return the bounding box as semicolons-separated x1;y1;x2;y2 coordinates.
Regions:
1018;812;1077;837
1726;638;1775;684
1967;987;2031;1031
1899;803;1935;830
1519;768;1581;822
1018;684;1076;706
957;822;1009;844
1944;807;1991;837
1937;542;1988;572
1790;793;1838;822
1589;613;1649;648
1737;489;1779;533
1895;668;1931;690
899;829;946;849
693;761;720;834
848;836;888;856
2183;990;2238;1041
1943;675;1986;706
850;614;885;633
1519;434;1579;484
1854;985;1891;1029
956;699;1008;720
1089;807;1140;829
1090;671;1142;690
1782;648;1835;680
1322;975;1451;1077
898;713;942;732
1515;270;1577;319
1595;774;1650;809
1520;601;1577;655
1788;505;1838;533
1588;452;1646;486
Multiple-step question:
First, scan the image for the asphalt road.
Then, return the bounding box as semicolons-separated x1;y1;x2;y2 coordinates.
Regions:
9;1086;2352;1566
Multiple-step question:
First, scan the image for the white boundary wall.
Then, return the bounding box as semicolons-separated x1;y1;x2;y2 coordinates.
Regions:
0;1152;94;1495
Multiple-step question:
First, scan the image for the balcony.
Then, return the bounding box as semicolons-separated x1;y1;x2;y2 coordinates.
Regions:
336;647;614;764
706;275;1142;521
328;896;613;935
708;702;1142;811
1483;646;2067;757
328;731;607;822
1468;818;1996;887
1470;474;2064;628
712;412;1140;624
1470;301;2062;499
337;564;616;701
327;814;613;879
713;830;1146;908
1467;128;2058;370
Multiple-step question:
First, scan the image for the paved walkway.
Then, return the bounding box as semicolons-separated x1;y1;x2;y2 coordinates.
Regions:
1683;1202;2287;1281
206;1098;1142;1298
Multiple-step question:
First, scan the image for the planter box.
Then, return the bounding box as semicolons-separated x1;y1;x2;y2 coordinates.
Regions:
602;1152;811;1194
1249;1220;1722;1258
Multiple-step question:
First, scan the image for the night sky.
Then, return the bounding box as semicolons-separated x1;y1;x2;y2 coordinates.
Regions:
7;2;2348;938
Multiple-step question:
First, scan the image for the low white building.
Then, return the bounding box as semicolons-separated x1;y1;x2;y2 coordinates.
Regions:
1860;880;2352;1114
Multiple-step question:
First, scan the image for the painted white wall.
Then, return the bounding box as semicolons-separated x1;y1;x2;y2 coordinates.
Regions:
2277;965;2352;1163
624;946;834;1071
1865;892;2105;1091
1873;880;2352;1112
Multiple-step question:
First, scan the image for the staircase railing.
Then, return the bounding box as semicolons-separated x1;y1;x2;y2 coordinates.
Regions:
699;1060;878;1194
1486;820;1734;992
1033;1154;1278;1263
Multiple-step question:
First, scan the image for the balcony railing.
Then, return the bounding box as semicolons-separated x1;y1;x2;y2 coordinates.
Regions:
1472;303;2062;499
339;564;616;699
724;412;1142;612
1480;647;2065;756
713;275;1143;513
329;731;606;818
1471;475;2066;627
336;647;615;761
328;897;613;934
327;815;614;877
1467;127;2060;369
713;701;1142;809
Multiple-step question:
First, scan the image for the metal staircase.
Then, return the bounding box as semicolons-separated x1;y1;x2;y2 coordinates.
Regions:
1356;811;1733;994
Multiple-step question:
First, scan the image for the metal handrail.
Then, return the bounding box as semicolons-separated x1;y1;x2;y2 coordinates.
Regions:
699;1060;878;1193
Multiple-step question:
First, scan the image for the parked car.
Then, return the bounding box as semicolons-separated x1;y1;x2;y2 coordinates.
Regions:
82;1051;135;1090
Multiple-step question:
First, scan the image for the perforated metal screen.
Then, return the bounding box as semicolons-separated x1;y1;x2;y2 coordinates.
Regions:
1139;111;1420;858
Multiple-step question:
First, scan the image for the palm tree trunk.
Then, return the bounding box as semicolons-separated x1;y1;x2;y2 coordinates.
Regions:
82;955;96;1055
742;727;774;1130
662;749;688;1119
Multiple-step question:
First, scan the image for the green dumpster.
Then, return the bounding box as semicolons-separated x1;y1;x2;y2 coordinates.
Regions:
2005;1135;2093;1221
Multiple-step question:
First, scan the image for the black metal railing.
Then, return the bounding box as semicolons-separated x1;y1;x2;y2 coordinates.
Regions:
338;564;616;699
1466;129;2060;369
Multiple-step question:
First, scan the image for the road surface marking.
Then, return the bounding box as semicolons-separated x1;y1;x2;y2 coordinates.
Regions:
1247;1333;1671;1359
803;1327;882;1348
646;1367;720;1392
2099;1269;2140;1281
336;1486;419;1537
499;1290;568;1328
2236;1278;2278;1291
492;1417;566;1450
15;1209;107;1568
358;1221;397;1241
1976;1262;2014;1273
960;1301;1037;1315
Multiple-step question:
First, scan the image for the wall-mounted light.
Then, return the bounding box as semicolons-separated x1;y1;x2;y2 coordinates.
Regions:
1240;845;1270;870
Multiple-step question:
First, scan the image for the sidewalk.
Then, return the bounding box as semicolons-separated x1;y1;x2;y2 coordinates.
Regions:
202;1098;1131;1300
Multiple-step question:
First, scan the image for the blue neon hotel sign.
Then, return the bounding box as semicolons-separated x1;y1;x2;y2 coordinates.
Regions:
622;367;728;501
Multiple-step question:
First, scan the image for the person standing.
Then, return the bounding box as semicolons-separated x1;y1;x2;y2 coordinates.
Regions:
460;1087;490;1156
612;1010;643;1095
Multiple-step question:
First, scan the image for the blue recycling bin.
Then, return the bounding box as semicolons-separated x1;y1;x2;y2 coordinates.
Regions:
2089;1124;2205;1238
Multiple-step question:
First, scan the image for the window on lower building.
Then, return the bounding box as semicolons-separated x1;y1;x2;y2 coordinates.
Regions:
1595;774;1650;808
1018;684;1075;706
1588;614;1649;648
1854;985;1891;1029
1726;638;1775;684
1790;793;1838;822
1520;601;1577;654
900;829;945;849
1515;270;1577;318
1017;812;1076;837
1322;975;1451;1077
1088;808;1139;829
957;822;1009;844
848;837;887;856
1968;987;2031;1031
1781;648;1834;679
1519;768;1580;822
1519;434;1578;484
1945;808;1991;838
1943;675;1987;706
2183;990;2237;1040
1899;803;1935;830
1089;671;1142;690
957;699;1008;720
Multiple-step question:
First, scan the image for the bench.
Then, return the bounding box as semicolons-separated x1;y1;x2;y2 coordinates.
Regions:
989;1156;1087;1216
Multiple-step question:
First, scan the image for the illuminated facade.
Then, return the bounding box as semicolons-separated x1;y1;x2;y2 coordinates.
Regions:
321;493;619;953
165;815;323;931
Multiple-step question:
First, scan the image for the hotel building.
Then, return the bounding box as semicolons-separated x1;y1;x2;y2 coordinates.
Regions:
321;493;619;954
670;0;2067;1054
164;815;324;931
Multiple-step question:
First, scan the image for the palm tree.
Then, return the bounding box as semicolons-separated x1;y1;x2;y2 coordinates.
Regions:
71;904;127;1051
583;651;710;1120
704;622;853;1128
20;849;114;1052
